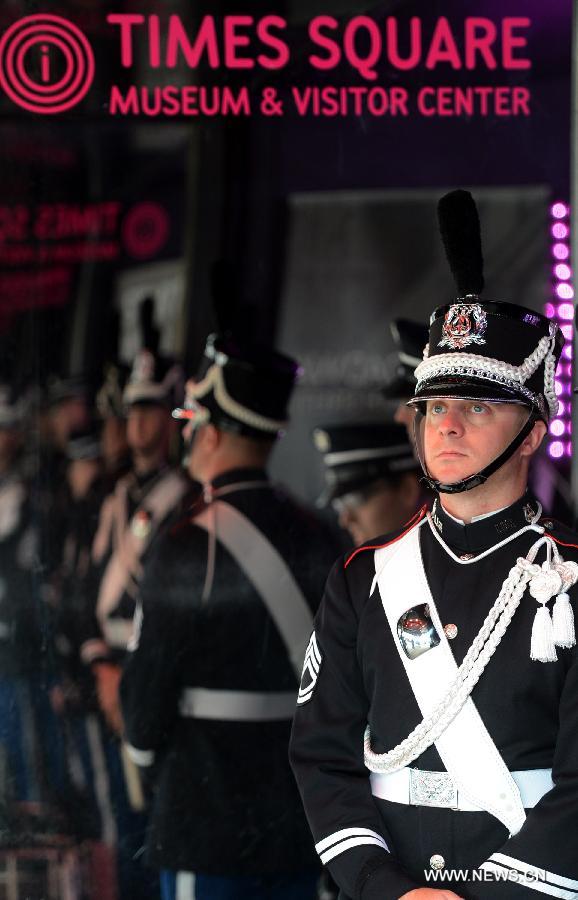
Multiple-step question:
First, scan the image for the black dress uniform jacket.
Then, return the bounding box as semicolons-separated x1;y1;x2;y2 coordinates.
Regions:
290;494;578;900
0;469;43;677
121;467;340;877
79;465;189;666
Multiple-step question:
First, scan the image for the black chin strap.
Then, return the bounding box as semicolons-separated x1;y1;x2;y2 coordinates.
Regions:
418;410;539;495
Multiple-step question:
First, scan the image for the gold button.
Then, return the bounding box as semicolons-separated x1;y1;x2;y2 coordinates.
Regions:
430;854;445;870
444;623;458;640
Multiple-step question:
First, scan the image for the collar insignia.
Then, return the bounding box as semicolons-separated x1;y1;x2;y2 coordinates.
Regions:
494;517;515;536
431;502;443;533
523;503;536;523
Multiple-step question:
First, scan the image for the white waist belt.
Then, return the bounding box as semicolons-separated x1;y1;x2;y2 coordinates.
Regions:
102;618;134;649
370;766;554;811
179;687;297;721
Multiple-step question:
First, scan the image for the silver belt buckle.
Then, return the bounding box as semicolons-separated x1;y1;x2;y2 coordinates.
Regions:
409;768;459;810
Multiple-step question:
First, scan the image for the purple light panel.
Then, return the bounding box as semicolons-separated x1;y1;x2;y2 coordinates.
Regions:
546;201;573;459
555;263;572;280
557;299;575;316
552;223;569;240
550;419;565;436
554;243;570;261
551;203;569;219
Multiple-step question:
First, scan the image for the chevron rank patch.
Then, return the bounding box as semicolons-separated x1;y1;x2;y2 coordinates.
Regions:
297;632;322;705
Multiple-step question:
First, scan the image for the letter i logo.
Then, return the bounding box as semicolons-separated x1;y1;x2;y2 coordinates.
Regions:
0;15;95;113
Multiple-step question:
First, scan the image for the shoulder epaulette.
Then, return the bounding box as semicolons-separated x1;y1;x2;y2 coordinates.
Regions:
541;517;578;552
169;496;206;536
344;505;427;569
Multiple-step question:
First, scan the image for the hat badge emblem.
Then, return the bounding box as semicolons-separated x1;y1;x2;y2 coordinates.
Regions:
132;509;151;538
131;350;155;384
438;303;487;350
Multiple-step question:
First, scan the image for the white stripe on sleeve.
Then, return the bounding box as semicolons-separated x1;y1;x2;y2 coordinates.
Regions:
315;827;389;865
479;858;578;900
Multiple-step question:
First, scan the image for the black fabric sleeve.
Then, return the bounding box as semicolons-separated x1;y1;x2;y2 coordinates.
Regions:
289;557;419;900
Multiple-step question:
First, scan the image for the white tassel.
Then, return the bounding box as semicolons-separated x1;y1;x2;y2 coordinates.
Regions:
530;605;558;662
552;593;576;648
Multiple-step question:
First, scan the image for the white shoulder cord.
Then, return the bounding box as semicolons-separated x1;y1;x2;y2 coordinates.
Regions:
199;480;272;603
365;509;578;774
190;365;287;433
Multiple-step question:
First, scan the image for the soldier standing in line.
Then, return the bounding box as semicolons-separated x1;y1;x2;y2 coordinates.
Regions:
80;348;190;900
120;333;340;900
383;319;429;440
290;191;578;900
52;425;118;897
313;422;420;546
0;385;69;821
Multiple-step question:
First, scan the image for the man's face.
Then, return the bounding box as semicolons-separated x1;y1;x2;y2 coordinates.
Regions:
101;416;128;467
0;427;20;467
49;397;89;449
334;481;408;547
126;404;169;455
423;398;528;485
394;400;416;442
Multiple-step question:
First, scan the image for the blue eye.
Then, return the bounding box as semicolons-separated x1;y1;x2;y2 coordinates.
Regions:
471;404;486;414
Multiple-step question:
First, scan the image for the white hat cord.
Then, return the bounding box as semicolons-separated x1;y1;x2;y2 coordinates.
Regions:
188;364;286;434
414;326;559;419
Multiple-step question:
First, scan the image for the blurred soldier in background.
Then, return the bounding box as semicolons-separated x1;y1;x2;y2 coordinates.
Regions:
51;424;117;896
314;422;421;546
382;319;429;441
0;385;69;829
96;362;131;486
79;346;189;900
121;333;339;900
36;376;93;584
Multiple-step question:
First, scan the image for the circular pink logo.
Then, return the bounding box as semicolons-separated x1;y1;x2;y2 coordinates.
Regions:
122;203;170;260
0;15;94;114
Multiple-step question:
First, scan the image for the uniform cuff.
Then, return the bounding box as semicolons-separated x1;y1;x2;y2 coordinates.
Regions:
357;857;419;900
81;639;110;665
124;742;156;767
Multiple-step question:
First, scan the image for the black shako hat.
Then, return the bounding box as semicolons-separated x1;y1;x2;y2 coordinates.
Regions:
382;319;429;400
313;422;417;506
408;191;564;423
96;362;130;419
47;375;90;408
66;425;102;461
123;296;183;409
0;384;25;429
123;350;183;409
173;334;300;439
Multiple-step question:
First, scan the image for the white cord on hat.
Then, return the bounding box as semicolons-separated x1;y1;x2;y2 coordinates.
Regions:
414;325;560;419
188;364;287;434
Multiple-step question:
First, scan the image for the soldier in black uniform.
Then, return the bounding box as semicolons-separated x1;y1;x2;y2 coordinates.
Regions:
120;334;340;900
80;349;189;724
80;349;189;900
313;423;420;546
383;319;429;441
290;191;578;900
0;384;70;819
52;425;118;854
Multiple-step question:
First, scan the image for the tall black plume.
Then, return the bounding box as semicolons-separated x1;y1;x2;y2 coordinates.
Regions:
139;296;160;354
437;190;485;296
